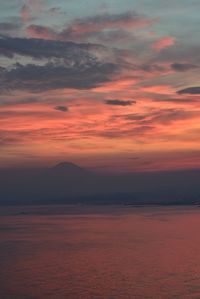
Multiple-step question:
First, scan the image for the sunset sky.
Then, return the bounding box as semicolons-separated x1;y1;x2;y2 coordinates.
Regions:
1;0;200;172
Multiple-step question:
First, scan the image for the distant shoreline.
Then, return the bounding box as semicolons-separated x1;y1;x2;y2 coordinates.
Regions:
0;203;199;218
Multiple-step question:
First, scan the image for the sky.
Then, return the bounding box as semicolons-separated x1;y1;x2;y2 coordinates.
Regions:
0;0;200;172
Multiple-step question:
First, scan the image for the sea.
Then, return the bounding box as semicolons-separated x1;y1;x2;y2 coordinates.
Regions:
0;205;200;299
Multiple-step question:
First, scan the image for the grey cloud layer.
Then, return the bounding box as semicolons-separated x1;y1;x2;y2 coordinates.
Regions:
0;36;166;93
0;62;117;91
0;37;119;91
0;36;105;60
0;22;21;32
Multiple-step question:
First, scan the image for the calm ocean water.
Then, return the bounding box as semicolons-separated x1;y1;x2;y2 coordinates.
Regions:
0;205;200;299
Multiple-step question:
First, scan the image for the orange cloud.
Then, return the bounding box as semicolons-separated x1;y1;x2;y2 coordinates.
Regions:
26;25;56;39
152;36;176;51
93;78;139;93
140;85;175;95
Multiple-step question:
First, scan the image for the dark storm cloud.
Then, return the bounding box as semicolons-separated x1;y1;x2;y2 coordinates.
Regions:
0;36;120;92
0;36;168;94
177;87;200;95
54;105;68;112
105;99;136;106
0;36;105;60
171;63;198;72
0;61;117;92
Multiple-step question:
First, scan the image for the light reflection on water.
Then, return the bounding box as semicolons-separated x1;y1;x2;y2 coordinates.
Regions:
0;205;200;299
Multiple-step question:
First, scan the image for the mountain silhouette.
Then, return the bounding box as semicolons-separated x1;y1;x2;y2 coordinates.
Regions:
52;162;90;176
0;162;200;205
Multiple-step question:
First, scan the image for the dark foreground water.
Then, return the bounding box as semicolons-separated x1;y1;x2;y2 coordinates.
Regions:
1;205;200;299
